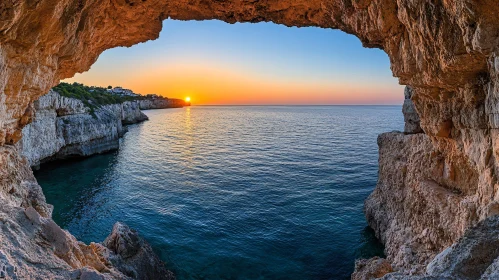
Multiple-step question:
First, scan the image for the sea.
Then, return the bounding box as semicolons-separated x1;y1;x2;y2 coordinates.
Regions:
34;105;403;280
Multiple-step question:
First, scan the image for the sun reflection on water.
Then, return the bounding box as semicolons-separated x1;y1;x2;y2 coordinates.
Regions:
180;107;194;174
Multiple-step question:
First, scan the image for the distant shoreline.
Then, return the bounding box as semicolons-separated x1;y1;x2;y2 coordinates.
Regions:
189;104;402;107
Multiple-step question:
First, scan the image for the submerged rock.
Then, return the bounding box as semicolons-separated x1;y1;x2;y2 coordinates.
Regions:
102;223;175;280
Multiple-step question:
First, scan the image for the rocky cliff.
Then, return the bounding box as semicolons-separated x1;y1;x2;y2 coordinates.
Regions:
138;98;189;110
0;145;174;279
138;98;171;110
18;90;148;167
1;0;499;279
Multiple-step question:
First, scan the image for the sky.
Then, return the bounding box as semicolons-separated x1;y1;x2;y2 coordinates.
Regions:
65;19;404;105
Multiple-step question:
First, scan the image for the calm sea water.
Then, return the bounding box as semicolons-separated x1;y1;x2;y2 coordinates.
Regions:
34;106;403;280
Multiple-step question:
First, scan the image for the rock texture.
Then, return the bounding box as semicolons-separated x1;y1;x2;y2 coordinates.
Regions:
122;101;149;125
424;216;499;280
102;223;175;280
402;87;422;134
366;131;484;273
1;0;499;279
352;257;394;280
364;216;499;280
1;204;174;279
138;98;172;110
17;90;148;167
0;145;174;279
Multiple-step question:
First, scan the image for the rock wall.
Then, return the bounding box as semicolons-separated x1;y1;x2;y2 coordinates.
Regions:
373;216;499;280
123;101;149;124
18;90;148;167
0;145;174;279
366;131;481;273
138;98;188;110
402;87;422;134
138;99;170;110
1;0;499;279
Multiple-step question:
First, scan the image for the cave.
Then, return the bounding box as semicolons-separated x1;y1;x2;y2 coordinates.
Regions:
1;0;499;279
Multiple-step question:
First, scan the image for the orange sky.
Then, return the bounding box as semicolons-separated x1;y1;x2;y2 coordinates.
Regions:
65;20;404;105
67;60;402;105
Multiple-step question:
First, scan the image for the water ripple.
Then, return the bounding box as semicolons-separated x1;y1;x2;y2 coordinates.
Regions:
35;105;402;280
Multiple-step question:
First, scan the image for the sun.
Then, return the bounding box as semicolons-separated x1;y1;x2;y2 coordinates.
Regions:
185;97;191;102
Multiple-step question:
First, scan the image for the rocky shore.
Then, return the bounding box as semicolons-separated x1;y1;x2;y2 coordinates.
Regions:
0;144;175;279
16;89;190;168
1;87;189;279
17;90;149;168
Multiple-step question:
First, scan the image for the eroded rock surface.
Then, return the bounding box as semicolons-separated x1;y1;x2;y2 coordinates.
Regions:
402;86;422;134
425;216;499;280
366;132;484;272
362;216;499;279
1;204;173;279
122;101;149;125
352;257;394;280
102;223;175;280
17;90;148;166
0;145;174;279
1;0;499;279
138;98;187;110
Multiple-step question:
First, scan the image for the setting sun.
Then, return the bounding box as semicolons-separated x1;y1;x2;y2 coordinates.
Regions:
185;97;191;102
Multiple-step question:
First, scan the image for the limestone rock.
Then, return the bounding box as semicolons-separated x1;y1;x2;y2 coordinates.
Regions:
122;102;149;125
369;216;499;279
102;222;175;280
425;216;499;280
481;257;499;280
352;257;393;280
0;145;51;217
138;99;171;110
138;98;186;110
365;132;482;273
18;91;149;167
1;201;174;279
402;86;422;134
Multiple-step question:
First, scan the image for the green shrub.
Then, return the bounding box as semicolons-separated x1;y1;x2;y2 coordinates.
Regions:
52;82;140;110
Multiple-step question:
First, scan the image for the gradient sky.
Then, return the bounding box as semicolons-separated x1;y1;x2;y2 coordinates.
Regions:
65;19;404;105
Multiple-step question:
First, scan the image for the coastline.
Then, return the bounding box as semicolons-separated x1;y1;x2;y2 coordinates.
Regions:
34;105;394;279
18;89;189;168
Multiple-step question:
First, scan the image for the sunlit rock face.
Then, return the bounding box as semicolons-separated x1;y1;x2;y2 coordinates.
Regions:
17;90;148;167
1;0;499;278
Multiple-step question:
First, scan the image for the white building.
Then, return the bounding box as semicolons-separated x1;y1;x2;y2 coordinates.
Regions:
107;87;139;97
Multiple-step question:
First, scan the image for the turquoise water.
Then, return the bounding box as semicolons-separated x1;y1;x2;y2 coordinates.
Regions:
34;106;403;279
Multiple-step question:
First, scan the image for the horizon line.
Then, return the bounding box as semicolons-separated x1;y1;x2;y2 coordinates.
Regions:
189;104;402;106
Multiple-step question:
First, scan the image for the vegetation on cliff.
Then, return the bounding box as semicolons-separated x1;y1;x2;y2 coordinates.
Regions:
53;82;140;108
52;82;177;117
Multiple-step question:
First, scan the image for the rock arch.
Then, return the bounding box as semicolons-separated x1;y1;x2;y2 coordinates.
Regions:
1;0;499;278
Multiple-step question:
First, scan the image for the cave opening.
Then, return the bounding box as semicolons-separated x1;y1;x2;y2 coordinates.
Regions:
29;19;404;279
3;1;499;279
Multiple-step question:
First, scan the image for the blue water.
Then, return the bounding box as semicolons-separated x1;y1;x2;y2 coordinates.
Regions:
34;106;403;279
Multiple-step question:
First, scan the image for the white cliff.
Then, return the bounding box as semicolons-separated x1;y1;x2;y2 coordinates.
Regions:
18;90;149;167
